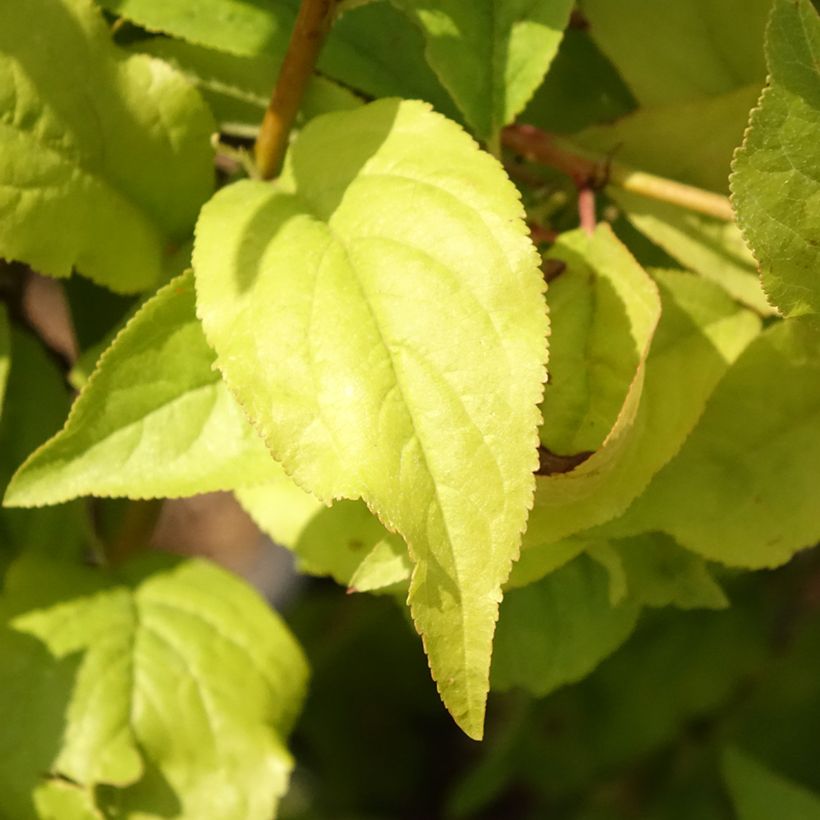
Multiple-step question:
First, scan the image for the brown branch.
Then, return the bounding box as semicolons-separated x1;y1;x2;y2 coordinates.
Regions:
537;446;593;476
503;124;735;222
254;0;337;180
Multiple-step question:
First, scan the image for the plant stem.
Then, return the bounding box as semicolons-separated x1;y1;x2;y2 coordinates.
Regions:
503;124;735;222
254;0;337;180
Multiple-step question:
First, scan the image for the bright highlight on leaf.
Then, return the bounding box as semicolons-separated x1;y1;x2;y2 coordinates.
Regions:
731;0;820;317
5;272;282;507
0;0;215;292
0;552;308;820
194;98;548;739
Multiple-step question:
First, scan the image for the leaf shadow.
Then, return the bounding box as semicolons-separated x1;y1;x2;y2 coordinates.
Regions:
230;98;401;294
0;628;81;817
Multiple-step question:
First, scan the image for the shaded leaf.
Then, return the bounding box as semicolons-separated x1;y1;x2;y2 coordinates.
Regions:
395;0;574;139
491;554;640;696
521;28;636;134
600;318;820;568
0;306;9;417
0;330;87;562
607;533;728;610
723;747;820;820
539;226;659;455
504;537;585;590
581;0;769;106
139;38;361;137
525;268;760;549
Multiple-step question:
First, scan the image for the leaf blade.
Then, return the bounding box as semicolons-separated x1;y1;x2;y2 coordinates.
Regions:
396;0;574;139
5;272;281;507
0;552;308;819
731;0;820;317
194;99;548;738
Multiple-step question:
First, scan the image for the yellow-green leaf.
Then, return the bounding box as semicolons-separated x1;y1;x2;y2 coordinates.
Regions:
5;273;281;507
193;99;547;738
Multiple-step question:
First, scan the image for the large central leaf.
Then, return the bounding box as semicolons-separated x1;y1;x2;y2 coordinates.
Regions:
193;99;547;738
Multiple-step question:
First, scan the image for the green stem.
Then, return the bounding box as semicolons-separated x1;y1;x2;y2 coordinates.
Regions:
503;124;735;222
486;130;502;159
254;0;338;180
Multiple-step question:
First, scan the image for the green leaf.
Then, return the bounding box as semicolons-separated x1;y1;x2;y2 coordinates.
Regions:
236;476;325;551
107;0;461;121
605;534;728;611
0;330;87;561
138;37;361;138
240;483;411;592
509;532;726;611
723;747;820;820
395;0;575;139
612;191;775;315
525;268;760;549
98;0;294;56
504;537;585;590
539;227;659;456
600;318;820;569
577;84;761;194
33;780;101;820
321;1;462;121
581;0;770;106
193;99;547;739
348;538;412;593
731;0;820;318
0;0;214;293
521;28;636;134
491;554;640;697
0;551;308;820
5;272;282;508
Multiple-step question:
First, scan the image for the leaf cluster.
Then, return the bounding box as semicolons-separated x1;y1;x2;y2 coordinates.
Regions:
0;0;819;816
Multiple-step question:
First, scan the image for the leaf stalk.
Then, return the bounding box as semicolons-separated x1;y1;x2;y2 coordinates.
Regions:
254;0;337;180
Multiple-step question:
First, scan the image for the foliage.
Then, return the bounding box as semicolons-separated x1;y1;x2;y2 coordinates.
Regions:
0;0;819;816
